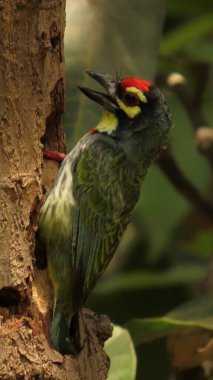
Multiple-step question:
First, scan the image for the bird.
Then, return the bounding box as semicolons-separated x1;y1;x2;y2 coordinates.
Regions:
38;70;172;355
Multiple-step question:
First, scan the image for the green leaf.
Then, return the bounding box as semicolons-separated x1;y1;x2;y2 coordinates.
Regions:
125;295;213;346
187;41;213;63
105;326;137;380
95;264;206;294
161;15;213;55
180;225;213;260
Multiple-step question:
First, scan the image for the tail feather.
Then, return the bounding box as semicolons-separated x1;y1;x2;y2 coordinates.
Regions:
51;310;75;355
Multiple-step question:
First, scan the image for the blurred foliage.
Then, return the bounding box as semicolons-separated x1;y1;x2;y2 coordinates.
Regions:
126;295;213;345
95;264;206;294
161;15;213;56
64;0;213;378
105;326;137;380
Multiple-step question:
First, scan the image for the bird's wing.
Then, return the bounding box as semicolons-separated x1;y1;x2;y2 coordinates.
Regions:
71;138;140;310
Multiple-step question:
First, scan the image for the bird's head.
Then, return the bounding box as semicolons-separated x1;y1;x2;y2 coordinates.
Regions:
79;71;172;159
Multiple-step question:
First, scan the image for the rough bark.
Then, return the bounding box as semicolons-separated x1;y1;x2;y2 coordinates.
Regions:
0;1;111;378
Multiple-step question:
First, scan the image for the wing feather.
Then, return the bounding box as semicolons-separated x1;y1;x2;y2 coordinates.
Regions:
71;138;140;310
40;135;141;313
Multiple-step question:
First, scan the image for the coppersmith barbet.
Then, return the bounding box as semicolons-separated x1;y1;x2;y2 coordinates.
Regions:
38;71;172;354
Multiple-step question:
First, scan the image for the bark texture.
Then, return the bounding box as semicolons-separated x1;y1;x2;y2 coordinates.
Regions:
0;0;65;296
0;1;111;378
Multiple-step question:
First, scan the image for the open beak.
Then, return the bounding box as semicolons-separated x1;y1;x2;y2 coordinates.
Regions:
78;71;118;113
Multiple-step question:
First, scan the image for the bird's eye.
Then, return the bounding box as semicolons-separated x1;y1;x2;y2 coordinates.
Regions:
122;92;140;107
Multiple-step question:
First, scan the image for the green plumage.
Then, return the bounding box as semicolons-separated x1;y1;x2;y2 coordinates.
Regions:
38;72;172;354
39;133;147;353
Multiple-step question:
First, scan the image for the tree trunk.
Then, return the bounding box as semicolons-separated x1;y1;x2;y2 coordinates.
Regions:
0;1;111;379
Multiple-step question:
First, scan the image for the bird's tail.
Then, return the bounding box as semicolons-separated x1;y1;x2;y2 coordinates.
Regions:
51;305;75;355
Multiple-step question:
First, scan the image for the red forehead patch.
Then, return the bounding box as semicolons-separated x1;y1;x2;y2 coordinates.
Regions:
120;77;152;92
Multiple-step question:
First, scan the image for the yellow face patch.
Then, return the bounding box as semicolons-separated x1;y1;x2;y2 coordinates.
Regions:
117;100;141;118
125;87;148;103
96;110;118;134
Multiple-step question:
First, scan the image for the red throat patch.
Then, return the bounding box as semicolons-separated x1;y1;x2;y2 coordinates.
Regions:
120;77;152;92
87;127;98;135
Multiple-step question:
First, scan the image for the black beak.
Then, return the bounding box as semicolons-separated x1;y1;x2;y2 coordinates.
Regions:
78;71;118;113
